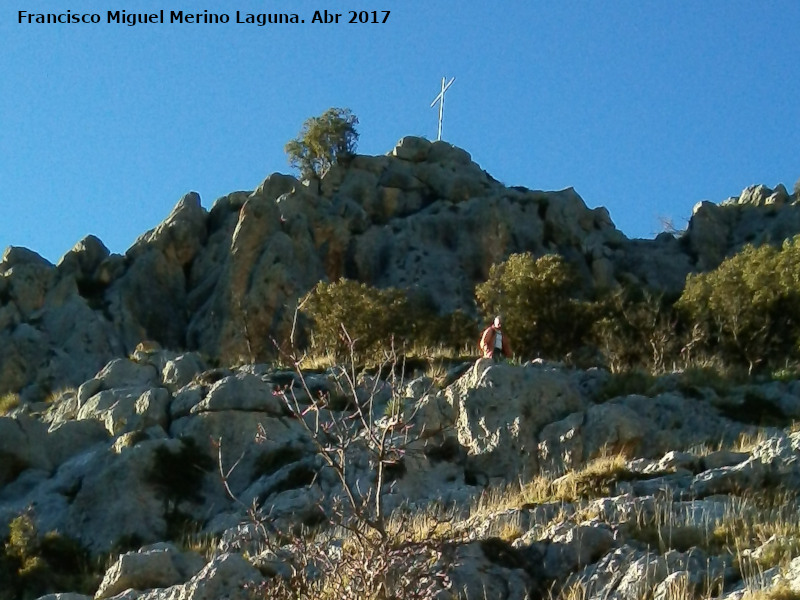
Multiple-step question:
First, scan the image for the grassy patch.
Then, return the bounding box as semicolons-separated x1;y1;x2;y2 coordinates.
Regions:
717;495;800;570
0;393;20;415
598;370;658;401
466;453;639;524
550;453;636;501
745;582;800;600
626;491;800;568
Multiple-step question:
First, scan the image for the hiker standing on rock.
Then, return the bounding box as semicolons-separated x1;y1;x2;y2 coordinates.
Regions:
480;316;511;362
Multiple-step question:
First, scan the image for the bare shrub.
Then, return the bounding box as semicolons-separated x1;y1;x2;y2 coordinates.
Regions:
218;321;454;599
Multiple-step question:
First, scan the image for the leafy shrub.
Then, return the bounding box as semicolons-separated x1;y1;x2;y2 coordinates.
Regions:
414;308;480;352
592;287;681;373
677;237;800;373
147;438;214;525
0;512;100;600
285;107;359;179
301;279;413;362
475;253;591;360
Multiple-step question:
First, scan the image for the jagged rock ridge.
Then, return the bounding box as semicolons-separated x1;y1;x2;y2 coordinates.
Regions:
1;136;798;404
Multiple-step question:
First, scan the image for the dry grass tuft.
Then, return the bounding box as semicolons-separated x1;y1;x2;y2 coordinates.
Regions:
744;582;800;600
0;392;20;415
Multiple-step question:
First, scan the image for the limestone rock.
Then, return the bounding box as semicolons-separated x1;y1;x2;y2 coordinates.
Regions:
62;440;172;553
106;249;189;351
170;411;311;496
0;324;48;397
543;523;616;579
78;386;170;436
538;403;646;474
0;246;54;318
36;296;125;396
737;184;774;207
447;540;546;600
448;361;585;479
391;136;431;162
186;186;326;363
161;354;206;394
93;358;161;392
95;543;206;600
130;553;264;600
0;415;51;485
686;200;732;270
56;235;110;282
192;372;283;416
46;419;110;467
128;192;208;267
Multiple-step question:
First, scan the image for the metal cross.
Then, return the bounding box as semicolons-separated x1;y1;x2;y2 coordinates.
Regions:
430;76;455;141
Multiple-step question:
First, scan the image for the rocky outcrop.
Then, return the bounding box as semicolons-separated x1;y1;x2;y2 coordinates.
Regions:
0;348;799;599
0;138;634;399
5;139;800;600
4;139;800;400
95;543;206;599
684;183;800;272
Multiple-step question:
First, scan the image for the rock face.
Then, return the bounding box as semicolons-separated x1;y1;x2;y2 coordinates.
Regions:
0;342;799;600
444;360;587;480
5;140;800;600
6;139;800;600
3;139;800;400
95;543;206;599
0;138;629;399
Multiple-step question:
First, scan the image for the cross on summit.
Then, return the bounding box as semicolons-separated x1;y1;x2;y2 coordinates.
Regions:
430;76;455;141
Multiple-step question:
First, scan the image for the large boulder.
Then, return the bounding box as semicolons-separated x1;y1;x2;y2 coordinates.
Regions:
130;553;264;600
56;235;110;283
95;542;206;599
190;372;283;416
186;182;327;363
170;411;312;496
0;415;51;485
78;387;170;436
686;200;733;270
61;440;174;553
0;324;48;397
78;358;160;403
0;246;55;318
447;361;586;481
538;392;745;474
106;249;190;351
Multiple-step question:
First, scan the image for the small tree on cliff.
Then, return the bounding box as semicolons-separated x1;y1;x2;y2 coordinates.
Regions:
285;107;359;179
475;252;589;359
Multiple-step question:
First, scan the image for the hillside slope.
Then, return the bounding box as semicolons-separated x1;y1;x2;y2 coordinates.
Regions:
1;137;798;404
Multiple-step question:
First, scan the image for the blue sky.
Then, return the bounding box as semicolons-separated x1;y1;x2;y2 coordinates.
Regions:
2;1;799;263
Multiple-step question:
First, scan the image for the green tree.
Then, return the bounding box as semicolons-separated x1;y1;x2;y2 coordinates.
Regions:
676;237;800;373
592;287;680;373
285;108;359;179
146;438;213;525
475;253;589;359
300;279;411;362
1;512;98;600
